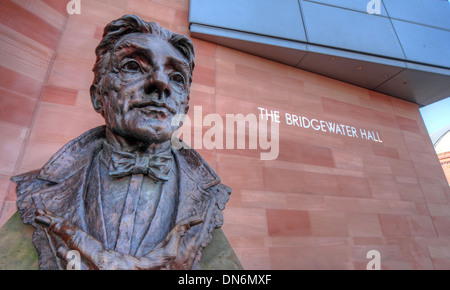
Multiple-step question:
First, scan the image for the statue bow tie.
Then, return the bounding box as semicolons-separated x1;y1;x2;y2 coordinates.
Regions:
103;143;172;181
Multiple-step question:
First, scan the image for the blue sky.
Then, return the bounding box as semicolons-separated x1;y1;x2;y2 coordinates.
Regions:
419;97;450;136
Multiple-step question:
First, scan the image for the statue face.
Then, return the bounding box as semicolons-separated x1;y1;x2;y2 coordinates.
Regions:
96;33;190;145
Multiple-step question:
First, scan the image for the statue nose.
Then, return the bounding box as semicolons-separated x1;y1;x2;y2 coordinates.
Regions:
144;69;171;98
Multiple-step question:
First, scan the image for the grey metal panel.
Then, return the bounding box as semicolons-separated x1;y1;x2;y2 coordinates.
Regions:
406;61;450;77
375;68;450;106
304;43;407;68
302;0;388;16
391;19;450;69
383;0;450;31
190;24;307;67
298;44;406;89
300;1;405;60
189;0;306;42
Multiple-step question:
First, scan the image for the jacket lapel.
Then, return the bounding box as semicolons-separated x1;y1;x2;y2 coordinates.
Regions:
173;146;221;225
35;126;106;233
32;164;90;230
170;147;226;269
134;146;222;257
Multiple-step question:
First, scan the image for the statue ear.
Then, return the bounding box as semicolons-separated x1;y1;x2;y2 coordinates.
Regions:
90;85;104;114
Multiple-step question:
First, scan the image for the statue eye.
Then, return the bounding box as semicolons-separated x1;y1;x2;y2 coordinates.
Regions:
170;73;185;86
121;60;142;73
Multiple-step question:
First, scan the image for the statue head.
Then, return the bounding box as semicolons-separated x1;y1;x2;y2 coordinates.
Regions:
90;15;195;146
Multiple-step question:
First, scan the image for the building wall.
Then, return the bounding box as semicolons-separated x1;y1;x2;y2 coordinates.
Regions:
0;0;449;269
0;0;69;226
438;152;450;186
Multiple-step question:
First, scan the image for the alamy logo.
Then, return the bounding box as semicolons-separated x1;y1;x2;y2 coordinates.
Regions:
170;106;280;161
366;0;381;15
366;250;381;270
66;250;81;270
67;0;81;15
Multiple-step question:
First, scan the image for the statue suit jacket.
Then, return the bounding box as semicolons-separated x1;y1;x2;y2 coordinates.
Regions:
12;126;231;270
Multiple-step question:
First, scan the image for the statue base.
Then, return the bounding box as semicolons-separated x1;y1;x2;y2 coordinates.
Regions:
0;212;243;270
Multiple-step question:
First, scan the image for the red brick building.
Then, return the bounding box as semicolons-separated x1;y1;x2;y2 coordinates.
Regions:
432;127;450;186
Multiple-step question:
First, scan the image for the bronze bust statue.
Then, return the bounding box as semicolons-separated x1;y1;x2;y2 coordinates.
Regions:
11;15;231;270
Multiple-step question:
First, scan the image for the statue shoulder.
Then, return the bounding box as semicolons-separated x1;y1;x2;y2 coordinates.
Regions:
173;146;222;189
11;171;54;225
209;182;232;229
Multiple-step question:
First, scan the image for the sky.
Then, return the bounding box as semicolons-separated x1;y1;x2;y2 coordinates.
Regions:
419;97;450;136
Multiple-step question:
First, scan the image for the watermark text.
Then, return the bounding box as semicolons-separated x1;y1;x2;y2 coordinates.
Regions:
67;0;81;15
